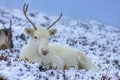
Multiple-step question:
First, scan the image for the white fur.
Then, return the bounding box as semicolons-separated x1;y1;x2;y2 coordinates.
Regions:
20;27;98;72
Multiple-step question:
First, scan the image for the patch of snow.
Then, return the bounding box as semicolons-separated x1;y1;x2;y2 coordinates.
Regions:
0;7;120;80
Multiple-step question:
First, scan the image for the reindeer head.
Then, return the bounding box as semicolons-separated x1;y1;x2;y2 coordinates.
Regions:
23;4;62;55
0;20;13;50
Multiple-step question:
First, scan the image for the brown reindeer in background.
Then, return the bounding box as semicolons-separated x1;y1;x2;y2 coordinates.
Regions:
0;20;13;50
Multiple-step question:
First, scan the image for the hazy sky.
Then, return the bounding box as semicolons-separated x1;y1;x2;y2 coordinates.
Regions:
0;0;120;27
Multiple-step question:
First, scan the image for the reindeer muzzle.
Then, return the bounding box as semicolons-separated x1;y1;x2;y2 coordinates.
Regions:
42;48;49;55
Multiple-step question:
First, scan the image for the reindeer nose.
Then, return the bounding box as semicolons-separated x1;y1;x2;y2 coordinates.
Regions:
42;48;49;55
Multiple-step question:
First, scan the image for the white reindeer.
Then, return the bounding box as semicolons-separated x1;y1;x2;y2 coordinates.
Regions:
20;4;98;72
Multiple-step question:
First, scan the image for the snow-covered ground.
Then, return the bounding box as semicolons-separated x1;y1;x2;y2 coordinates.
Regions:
0;7;120;80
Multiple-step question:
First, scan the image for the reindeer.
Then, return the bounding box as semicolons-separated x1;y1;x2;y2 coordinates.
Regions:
20;3;98;72
0;20;13;50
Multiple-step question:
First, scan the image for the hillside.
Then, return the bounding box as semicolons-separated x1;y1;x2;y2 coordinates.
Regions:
0;7;120;80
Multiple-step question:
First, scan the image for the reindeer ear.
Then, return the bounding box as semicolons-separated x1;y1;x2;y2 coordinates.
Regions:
24;28;34;36
49;29;57;36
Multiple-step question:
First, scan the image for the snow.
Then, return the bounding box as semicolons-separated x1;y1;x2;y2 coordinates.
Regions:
0;7;120;80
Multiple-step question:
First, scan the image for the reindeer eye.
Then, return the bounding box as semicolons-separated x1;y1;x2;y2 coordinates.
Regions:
34;36;37;39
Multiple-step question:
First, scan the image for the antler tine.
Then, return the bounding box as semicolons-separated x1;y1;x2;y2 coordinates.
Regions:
0;20;6;29
47;13;62;30
9;20;12;29
23;3;28;12
23;3;37;30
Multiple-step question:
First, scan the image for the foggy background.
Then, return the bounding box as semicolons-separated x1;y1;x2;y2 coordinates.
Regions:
0;0;120;28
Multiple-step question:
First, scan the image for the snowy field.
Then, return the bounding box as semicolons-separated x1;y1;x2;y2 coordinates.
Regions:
0;7;120;80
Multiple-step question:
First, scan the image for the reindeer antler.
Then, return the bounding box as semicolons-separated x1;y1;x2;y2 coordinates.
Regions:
47;13;62;29
0;20;7;29
9;20;12;29
23;3;37;30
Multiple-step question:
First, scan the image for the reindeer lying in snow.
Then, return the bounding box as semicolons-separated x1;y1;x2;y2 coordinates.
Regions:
20;4;98;72
0;20;13;50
